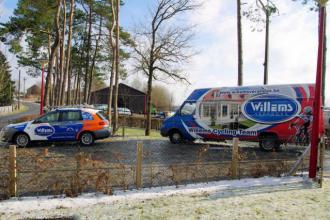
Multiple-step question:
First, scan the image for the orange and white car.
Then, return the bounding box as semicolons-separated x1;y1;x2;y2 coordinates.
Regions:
0;108;111;147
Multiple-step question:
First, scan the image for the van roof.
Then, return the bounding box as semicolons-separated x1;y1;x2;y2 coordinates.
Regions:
186;83;315;101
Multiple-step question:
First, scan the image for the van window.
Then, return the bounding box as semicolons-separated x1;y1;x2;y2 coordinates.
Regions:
181;102;196;116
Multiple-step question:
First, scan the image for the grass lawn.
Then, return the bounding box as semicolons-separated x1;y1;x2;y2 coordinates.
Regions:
122;127;161;137
239;119;256;128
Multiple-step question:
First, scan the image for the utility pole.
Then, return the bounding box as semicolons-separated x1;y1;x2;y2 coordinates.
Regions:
23;77;26;98
309;5;326;179
18;70;21;110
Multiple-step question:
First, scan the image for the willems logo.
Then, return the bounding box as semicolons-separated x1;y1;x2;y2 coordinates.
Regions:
35;126;55;136
242;94;301;124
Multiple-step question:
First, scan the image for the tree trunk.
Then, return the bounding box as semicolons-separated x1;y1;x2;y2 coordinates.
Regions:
65;0;75;105
107;0;116;126
88;16;103;103
52;70;56;106
83;1;93;104
59;0;67;105
145;70;153;136
47;32;53;106
44;0;61;107
55;48;61;106
113;0;120;133
237;0;243;86
263;11;269;85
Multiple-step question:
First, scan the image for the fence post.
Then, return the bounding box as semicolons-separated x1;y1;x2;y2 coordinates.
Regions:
318;137;325;187
122;126;125;138
9;145;17;197
136;141;143;189
231;138;239;179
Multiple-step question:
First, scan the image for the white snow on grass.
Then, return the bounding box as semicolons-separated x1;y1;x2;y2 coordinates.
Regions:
0;176;307;214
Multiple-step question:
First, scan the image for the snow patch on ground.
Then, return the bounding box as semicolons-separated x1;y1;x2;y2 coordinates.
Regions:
0;176;307;214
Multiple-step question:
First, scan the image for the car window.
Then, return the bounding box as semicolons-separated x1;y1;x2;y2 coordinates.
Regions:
36;111;60;123
96;112;107;120
181;102;196;116
82;111;94;120
61;111;82;121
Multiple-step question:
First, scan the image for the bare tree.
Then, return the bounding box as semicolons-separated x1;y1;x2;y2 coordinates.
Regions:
256;0;278;85
133;0;198;136
244;0;278;85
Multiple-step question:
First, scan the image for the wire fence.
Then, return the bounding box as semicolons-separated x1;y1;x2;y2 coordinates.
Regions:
0;140;312;200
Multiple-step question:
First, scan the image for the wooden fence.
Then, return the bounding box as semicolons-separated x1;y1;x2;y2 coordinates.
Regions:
0;105;14;115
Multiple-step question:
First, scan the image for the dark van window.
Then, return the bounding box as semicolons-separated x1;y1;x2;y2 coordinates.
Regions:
61;111;82;121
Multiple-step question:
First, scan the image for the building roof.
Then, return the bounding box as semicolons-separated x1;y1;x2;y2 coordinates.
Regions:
91;83;146;95
27;84;40;90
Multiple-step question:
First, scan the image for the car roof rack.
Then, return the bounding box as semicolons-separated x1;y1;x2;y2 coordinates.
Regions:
44;104;96;111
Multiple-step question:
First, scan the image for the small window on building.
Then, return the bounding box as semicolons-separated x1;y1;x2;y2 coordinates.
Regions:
222;105;228;118
230;104;239;119
202;103;216;118
202;104;210;117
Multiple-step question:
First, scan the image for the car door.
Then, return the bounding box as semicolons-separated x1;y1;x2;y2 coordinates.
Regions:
26;111;60;141
56;110;84;140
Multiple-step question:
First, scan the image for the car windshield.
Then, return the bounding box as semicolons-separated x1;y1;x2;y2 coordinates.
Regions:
180;102;196;116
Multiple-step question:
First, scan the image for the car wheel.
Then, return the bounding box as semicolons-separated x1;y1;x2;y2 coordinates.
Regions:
15;133;30;147
259;134;279;151
169;131;183;144
80;132;94;146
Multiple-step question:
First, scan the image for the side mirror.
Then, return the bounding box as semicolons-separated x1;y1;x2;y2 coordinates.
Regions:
33;119;40;124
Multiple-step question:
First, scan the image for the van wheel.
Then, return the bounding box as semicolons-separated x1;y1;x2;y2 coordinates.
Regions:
80;132;94;146
15;133;30;147
259;134;279;151
169;131;183;144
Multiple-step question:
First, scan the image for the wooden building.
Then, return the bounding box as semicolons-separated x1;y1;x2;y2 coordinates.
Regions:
90;83;146;114
26;85;40;96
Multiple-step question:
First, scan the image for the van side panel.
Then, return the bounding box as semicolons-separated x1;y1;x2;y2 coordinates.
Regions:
166;84;315;144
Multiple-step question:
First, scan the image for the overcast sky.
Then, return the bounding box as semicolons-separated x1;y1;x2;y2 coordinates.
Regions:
0;0;329;106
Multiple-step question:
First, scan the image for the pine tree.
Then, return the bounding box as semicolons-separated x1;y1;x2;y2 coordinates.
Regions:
0;51;14;106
